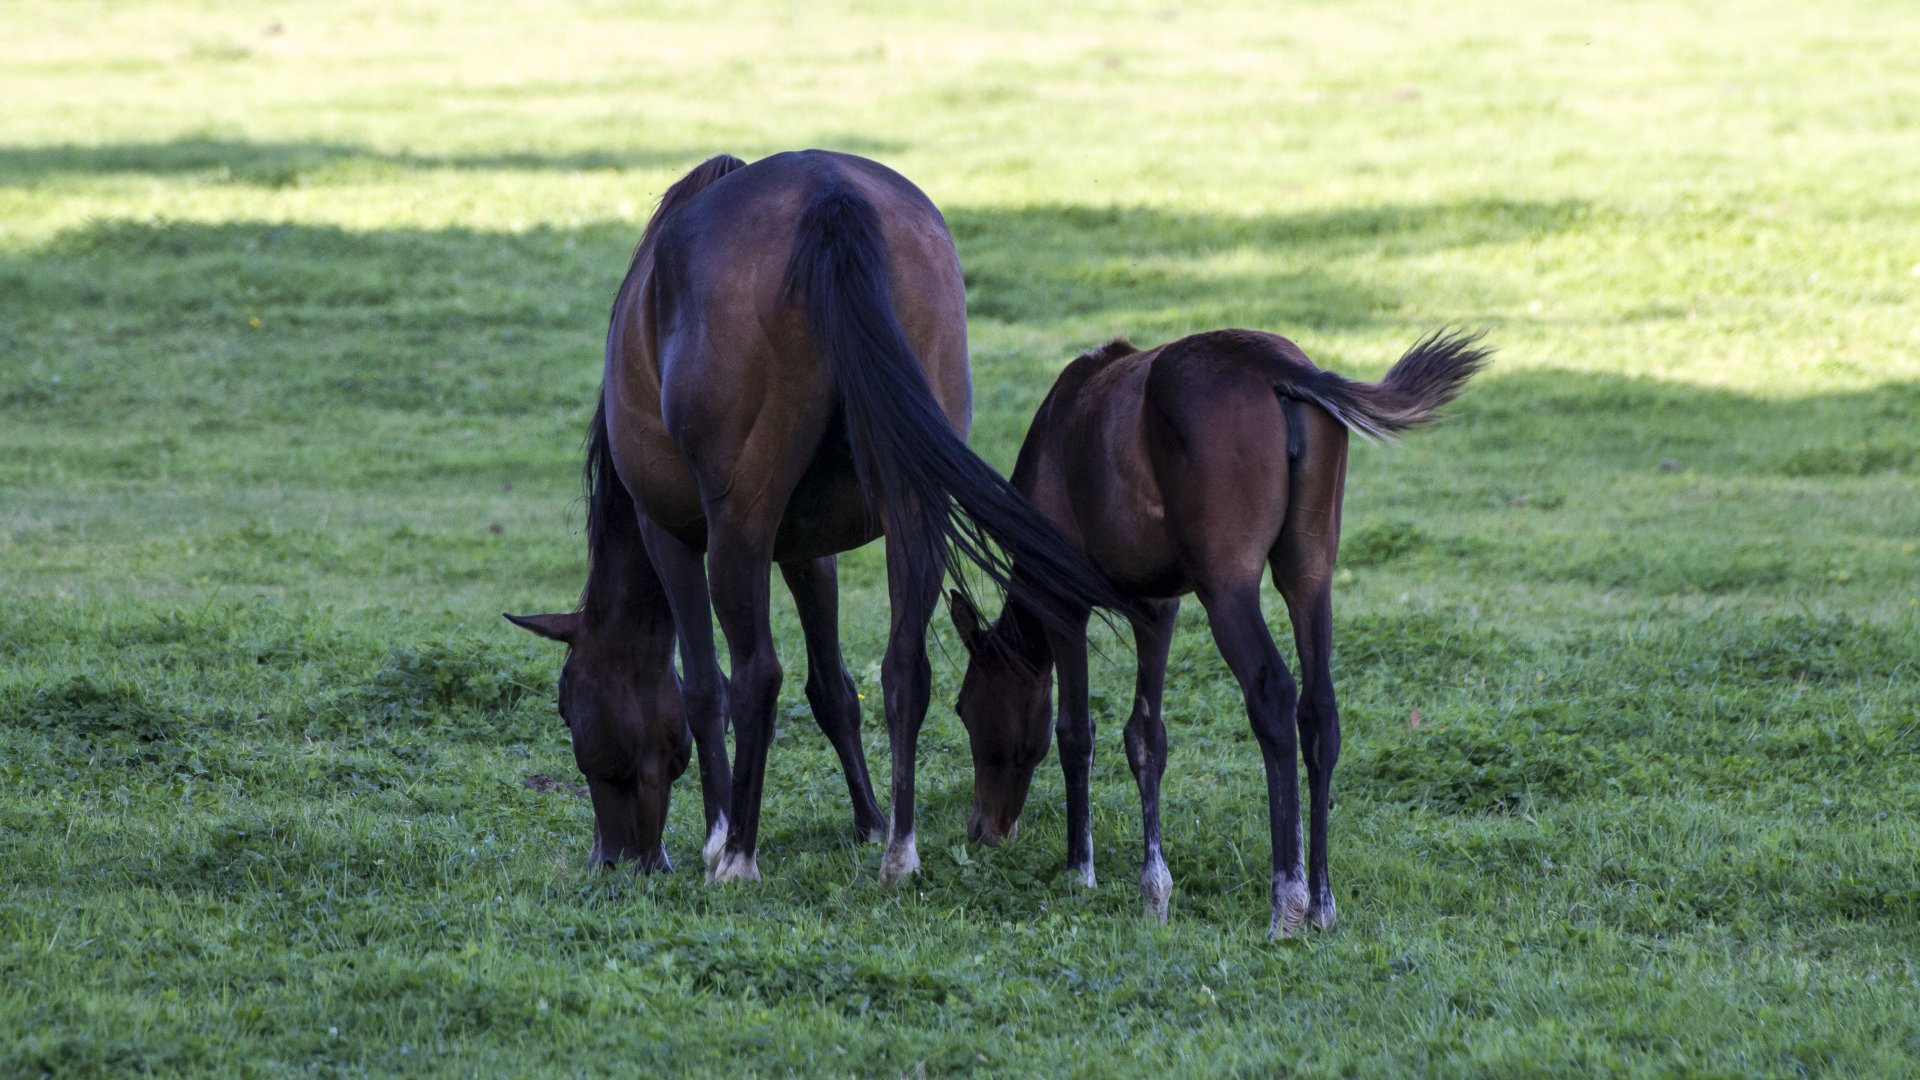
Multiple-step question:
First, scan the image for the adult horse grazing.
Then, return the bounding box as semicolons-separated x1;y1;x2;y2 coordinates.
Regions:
949;328;1489;937
508;151;1128;883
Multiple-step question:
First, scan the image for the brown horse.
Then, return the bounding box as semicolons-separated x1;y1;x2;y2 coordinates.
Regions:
949;327;1488;936
509;151;1129;882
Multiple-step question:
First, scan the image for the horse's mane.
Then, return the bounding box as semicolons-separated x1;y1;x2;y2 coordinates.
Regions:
1078;336;1139;364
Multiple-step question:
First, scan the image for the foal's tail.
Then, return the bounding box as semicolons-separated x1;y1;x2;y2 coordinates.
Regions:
1276;329;1492;442
782;184;1134;624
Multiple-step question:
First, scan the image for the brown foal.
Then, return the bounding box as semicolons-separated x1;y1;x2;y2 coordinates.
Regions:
951;328;1489;937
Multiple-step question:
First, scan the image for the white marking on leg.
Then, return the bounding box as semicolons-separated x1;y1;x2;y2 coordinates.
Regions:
1269;865;1310;940
1070;823;1097;888
702;814;730;871
877;829;919;886
1140;850;1171;924
1309;883;1338;932
708;847;760;884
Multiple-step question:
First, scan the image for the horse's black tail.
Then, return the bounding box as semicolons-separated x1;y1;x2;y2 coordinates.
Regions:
782;184;1134;624
1275;329;1492;442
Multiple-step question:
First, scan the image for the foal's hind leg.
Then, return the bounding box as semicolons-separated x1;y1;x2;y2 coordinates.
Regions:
780;556;886;843
1198;585;1309;939
1273;406;1348;931
877;531;943;885
1277;576;1340;931
639;517;733;869
1125;599;1179;922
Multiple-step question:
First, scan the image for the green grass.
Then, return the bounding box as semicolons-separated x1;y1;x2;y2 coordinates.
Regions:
4;0;1919;1075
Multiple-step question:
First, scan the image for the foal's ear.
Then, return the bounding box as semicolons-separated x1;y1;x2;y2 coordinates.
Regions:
948;590;984;654
504;611;581;644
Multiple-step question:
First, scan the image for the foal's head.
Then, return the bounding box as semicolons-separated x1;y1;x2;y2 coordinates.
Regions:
949;592;1054;846
505;610;689;871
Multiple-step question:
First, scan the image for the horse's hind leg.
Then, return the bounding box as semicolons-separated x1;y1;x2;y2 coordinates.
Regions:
1198;584;1309;939
1125;598;1179;922
780;556;886;843
877;533;942;885
706;513;789;884
639;516;733;869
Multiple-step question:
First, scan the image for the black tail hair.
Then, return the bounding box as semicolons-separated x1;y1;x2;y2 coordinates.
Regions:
781;184;1135;624
1275;329;1492;442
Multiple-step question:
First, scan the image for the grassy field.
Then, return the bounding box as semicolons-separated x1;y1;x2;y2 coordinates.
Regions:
4;0;1919;1074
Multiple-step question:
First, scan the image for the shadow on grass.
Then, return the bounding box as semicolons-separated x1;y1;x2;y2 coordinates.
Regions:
1;207;1915;485
0;136;908;187
948;198;1587;331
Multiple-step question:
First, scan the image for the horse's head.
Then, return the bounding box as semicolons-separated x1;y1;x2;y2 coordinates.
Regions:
949;592;1054;846
505;610;690;871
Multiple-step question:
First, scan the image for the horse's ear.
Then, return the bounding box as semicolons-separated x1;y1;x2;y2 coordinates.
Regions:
948;590;984;654
504;611;580;644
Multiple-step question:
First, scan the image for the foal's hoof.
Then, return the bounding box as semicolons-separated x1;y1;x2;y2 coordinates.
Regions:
707;850;760;884
1268;875;1311;940
877;836;920;886
1308;890;1338;933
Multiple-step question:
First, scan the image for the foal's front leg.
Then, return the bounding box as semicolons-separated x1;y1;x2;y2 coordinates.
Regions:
1125;599;1179;921
1047;611;1096;887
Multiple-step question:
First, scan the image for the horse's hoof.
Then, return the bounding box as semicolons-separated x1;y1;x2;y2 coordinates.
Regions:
1268;874;1311;940
1068;863;1097;889
1140;857;1172;924
707;850;760;884
701;817;730;871
877;836;919;885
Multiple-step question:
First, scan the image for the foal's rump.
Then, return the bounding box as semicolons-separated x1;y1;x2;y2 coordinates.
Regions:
1141;328;1490;584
